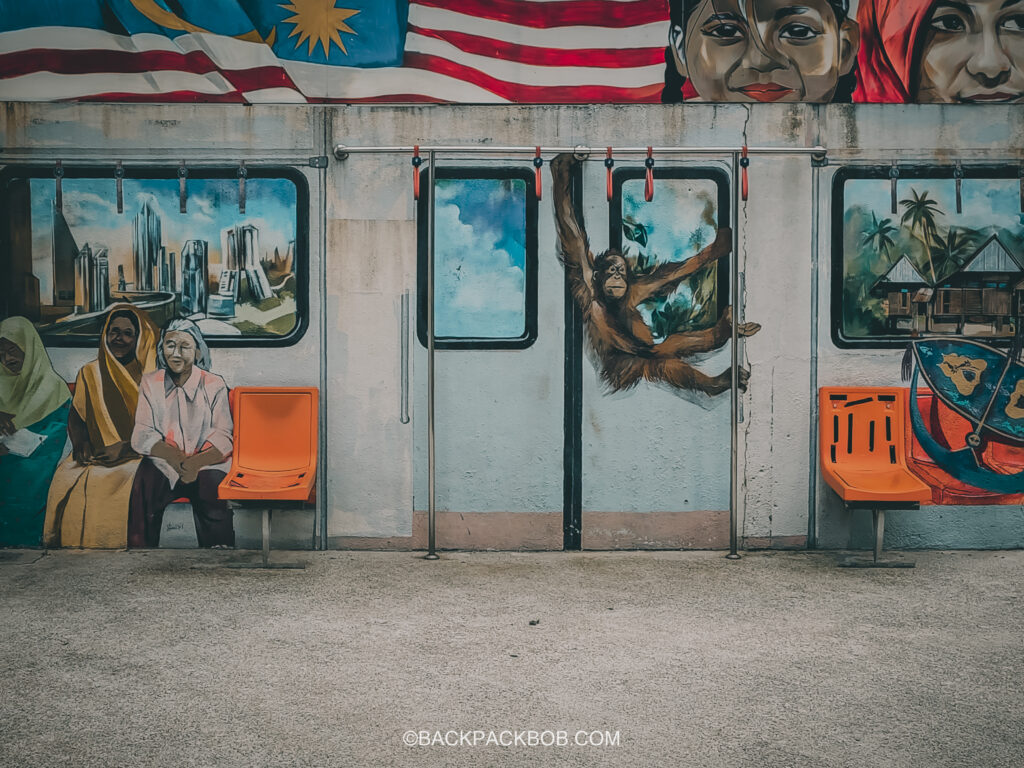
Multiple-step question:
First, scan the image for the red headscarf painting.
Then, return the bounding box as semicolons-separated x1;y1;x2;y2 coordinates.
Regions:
853;0;937;102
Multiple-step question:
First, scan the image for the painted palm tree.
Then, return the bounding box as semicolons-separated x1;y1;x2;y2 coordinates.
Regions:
930;227;972;279
900;189;944;284
862;211;897;264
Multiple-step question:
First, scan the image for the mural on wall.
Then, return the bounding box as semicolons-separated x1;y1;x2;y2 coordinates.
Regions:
1;0;1022;103
127;318;235;549
0;317;72;547
836;169;1024;345
3;174;300;344
551;153;760;396
902;335;1024;502
44;304;159;549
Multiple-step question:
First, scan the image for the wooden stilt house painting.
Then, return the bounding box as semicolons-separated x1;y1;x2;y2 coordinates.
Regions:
872;236;1024;337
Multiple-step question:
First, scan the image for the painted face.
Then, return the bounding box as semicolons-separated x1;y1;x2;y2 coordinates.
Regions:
676;0;859;102
105;317;138;364
0;337;25;375
602;256;629;300
917;0;1024;103
162;330;196;378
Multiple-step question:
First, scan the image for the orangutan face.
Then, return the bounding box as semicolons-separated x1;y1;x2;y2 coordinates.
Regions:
672;0;859;102
601;255;629;300
917;0;1024;103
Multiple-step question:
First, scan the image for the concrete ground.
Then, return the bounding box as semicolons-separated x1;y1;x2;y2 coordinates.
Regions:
1;548;1022;768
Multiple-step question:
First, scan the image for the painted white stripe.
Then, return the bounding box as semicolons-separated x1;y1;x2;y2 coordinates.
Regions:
0;70;235;100
408;5;667;50
0;27;183;55
281;59;510;101
175;33;283;70
405;32;663;86
240;86;308;103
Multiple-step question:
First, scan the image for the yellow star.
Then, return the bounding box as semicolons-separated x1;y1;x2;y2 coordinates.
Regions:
278;0;359;57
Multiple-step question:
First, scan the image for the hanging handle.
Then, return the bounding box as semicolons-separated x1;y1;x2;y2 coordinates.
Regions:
114;160;124;214
412;145;422;201
740;146;749;203
605;147;614;202
890;161;900;214
954;162;963;215
238;161;247;215
178;160;188;214
644;147;654;202
54;160;64;213
533;147;543;201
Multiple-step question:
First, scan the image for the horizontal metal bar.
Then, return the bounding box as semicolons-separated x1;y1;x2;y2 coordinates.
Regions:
334;143;827;159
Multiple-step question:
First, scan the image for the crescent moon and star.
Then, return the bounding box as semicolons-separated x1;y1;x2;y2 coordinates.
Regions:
127;0;361;57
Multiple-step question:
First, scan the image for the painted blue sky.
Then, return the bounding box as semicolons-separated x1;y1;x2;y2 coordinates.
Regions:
30;177;296;300
621;177;719;261
433;178;527;339
845;178;1024;235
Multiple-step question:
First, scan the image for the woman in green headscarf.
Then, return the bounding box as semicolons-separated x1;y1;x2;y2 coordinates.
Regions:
0;317;71;547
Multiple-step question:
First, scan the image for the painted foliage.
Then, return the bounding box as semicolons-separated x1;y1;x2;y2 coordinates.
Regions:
551;153;760;396
2;171;302;345
1;0;1022;103
836;168;1024;345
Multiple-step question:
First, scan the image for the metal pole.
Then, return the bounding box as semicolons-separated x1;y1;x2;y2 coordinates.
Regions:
318;112;329;551
425;150;439;560
335;144;827;158
727;151;741;561
807;159;821;549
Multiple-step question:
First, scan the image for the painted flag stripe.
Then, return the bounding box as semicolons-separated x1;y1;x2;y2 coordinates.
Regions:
406;24;664;69
400;52;663;102
411;0;668;29
408;5;667;49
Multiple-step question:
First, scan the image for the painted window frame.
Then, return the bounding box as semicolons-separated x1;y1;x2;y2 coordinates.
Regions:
416;166;539;350
0;163;310;348
831;164;1021;349
609;166;731;330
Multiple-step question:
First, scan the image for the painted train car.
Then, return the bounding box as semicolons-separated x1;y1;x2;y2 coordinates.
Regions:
2;0;1024;554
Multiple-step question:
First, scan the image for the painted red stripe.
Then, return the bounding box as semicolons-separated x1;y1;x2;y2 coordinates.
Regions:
412;0;668;29
76;91;246;103
401;52;662;103
407;24;664;68
0;47;218;78
216;65;305;97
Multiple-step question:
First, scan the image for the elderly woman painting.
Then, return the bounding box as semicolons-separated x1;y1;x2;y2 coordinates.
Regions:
0;317;72;547
854;0;1024;102
128;318;234;549
44;304;159;548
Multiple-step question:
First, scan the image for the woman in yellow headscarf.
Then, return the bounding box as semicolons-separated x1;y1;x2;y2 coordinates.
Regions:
44;304;159;548
0;317;72;547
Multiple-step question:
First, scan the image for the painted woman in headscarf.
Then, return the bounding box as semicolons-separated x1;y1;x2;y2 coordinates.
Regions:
854;0;1024;103
128;318;234;549
44;304;159;549
0;317;72;547
662;0;860;102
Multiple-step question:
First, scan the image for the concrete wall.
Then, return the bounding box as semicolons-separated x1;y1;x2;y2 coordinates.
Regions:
3;102;1023;551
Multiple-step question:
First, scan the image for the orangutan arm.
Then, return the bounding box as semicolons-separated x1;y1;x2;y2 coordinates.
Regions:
630;227;732;304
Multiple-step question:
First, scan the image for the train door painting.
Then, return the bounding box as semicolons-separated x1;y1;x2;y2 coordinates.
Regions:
413;165;561;548
573;161;737;549
414;158;739;550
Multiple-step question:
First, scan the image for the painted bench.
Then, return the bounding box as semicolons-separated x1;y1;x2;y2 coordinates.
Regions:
819;387;931;567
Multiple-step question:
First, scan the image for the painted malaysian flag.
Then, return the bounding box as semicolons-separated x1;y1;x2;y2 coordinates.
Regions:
0;0;669;104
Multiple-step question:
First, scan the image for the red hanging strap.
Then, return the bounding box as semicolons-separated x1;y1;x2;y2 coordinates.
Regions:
644;146;654;202
605;147;614;202
411;145;422;201
533;146;543;201
740;145;749;202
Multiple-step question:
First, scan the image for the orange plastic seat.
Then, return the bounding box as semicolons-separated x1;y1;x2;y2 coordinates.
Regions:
819;387;930;504
218;387;318;502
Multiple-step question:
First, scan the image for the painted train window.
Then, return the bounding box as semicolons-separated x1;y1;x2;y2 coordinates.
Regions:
833;167;1024;348
417;168;538;349
1;166;308;346
610;168;730;338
